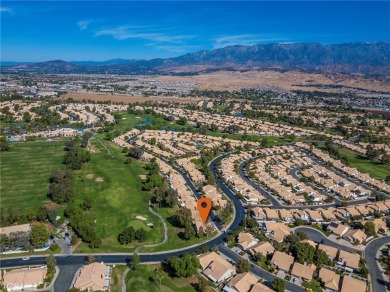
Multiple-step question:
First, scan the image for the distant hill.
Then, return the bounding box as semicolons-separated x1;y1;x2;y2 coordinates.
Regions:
2;42;390;75
70;58;135;66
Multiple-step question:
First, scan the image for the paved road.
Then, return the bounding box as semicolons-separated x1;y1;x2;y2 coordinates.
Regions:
0;153;384;292
364;236;390;292
238;160;282;206
293;227;357;253
220;246;305;292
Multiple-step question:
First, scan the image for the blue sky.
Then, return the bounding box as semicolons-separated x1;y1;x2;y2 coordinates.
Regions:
1;1;389;62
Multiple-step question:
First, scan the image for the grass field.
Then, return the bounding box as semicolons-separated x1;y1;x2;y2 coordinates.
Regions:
0;140;66;209
73;138;164;253
143;205;217;253
125;264;196;292
110;265;128;292
337;147;390;180
318;143;390;180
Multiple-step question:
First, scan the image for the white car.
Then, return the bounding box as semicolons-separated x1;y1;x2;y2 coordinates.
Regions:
22;257;30;261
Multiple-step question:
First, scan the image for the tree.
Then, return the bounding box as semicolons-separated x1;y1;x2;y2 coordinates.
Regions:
46;254;56;271
177;116;187;125
30;224;49;248
167;253;199;277
128;147;144;159
0;137;10;152
80;197;93;210
293;242;316;264
236;259;250;273
380;154;390;165
197;276;208;292
315;249;331;266
184;224;196;240
86;254;95;264
364;221;376;237
48;169;73;203
271;278;286;292
135;228;147;242
130;253;140;270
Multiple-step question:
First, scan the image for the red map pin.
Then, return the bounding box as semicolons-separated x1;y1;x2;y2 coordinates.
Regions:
197;197;212;224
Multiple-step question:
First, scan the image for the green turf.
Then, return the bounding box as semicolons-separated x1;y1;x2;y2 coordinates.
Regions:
73;138;164;253
110;265;128;292
143;205;217;253
0;140;66;209
125;264;196;292
317;143;390;181
337;147;390;180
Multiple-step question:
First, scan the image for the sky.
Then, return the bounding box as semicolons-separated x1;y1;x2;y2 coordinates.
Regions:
1;1;390;62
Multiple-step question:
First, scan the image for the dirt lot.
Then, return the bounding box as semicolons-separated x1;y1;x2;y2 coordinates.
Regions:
155;70;390;92
60;93;203;104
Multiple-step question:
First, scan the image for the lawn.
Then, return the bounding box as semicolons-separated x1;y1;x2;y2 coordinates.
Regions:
110;265;128;292
0;140;67;209
72;138;164;253
317;143;390;180
142;205;218;253
337;147;390;180
125;264;196;292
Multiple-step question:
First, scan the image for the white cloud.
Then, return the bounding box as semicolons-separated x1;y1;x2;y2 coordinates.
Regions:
0;7;12;13
214;34;287;49
78;20;92;31
94;25;193;43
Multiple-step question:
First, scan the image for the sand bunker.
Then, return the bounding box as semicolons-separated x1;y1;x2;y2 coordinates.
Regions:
136;216;147;221
86;174;94;179
95;177;104;182
139;175;147;180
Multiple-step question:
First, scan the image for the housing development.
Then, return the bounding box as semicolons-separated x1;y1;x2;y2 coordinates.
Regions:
1;2;390;292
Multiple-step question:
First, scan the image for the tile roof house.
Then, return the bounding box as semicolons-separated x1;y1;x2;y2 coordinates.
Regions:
270;251;294;273
3;267;47;292
223;272;259;292
73;262;111;291
249;282;273;292
326;222;350;237
0;223;31;235
340;275;366;292
290;263;316;282
337;250;361;272
319;267;340;292
342;229;368;244
237;232;258;250
318;244;339;260
198;252;235;284
247;241;275;257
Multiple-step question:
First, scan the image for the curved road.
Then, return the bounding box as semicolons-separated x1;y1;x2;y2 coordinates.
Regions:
0;154;383;292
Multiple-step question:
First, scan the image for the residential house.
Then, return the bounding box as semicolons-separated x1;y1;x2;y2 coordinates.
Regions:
73;262;111;292
237;232;258;250
327;222;350;237
290;263;316;282
342;229;368;244
248;241;275;258
198;252;236;284
3;267;47;292
318;244;339;260
319;268;340;292
337;250;361;272
340;275;366;292
223;272;259;292
270;251;294;273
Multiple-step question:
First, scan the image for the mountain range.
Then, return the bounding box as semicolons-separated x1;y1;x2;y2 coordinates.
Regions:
2;42;390;76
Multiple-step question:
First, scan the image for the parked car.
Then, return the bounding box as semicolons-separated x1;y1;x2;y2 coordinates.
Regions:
22;257;30;261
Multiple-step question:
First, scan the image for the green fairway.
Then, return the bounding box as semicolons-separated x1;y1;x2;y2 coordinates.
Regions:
0;140;66;209
73;138;164;253
125;264;196;292
143;205;217;253
337;147;390;180
318;143;390;181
